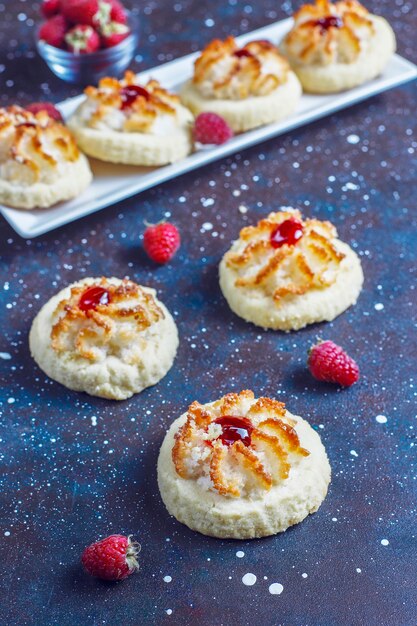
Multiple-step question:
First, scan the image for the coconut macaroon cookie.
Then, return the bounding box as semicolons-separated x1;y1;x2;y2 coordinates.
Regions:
29;277;179;400
281;0;396;93
67;72;193;166
219;209;363;331
158;390;331;539
0;106;92;210
180;37;302;132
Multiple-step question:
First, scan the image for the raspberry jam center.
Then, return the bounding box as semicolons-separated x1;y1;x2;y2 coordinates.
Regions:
120;85;150;109
314;16;343;32
234;48;253;59
79;286;111;312
214;416;253;447
270;219;304;248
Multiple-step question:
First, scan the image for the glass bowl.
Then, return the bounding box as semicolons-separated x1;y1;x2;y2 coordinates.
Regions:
36;14;138;85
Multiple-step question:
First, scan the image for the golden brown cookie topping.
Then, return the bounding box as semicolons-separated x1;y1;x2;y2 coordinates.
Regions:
193;36;289;99
283;0;374;65
0;105;79;185
225;209;345;305
172;390;309;498
84;71;181;132
51;278;164;362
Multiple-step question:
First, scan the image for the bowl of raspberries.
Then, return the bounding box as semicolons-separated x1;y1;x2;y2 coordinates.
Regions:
36;0;138;84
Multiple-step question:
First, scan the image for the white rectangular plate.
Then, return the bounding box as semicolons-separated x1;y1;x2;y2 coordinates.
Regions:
2;18;417;238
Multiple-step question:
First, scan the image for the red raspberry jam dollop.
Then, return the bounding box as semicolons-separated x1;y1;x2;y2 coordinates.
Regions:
314;16;343;32
79;286;111;312
214;416;253;447
234;48;253;59
120;85;150;110
270;219;304;249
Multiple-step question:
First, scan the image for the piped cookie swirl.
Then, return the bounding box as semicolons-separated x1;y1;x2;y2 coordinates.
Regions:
224;209;345;305
51;278;164;362
78;71;186;134
283;0;375;66
0;106;79;186
193;36;290;100
172;390;309;498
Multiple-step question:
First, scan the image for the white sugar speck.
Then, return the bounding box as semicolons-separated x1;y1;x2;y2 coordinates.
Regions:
7;398;15;404
4;531;10;537
347;134;360;144
374;303;384;311
0;352;11;360
242;573;257;586
163;575;172;583
201;222;213;231
166;609;172;615
381;539;389;546
350;450;358;457
376;415;387;424
91;416;97;426
356;568;362;573
344;182;359;191
236;551;245;558
302;573;308;578
269;583;284;595
238;204;248;214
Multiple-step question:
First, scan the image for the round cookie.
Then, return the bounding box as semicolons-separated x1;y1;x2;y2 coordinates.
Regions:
158;390;331;539
180;37;301;133
67;72;193;166
0;106;92;210
219;208;363;331
280;1;396;93
29;277;179;400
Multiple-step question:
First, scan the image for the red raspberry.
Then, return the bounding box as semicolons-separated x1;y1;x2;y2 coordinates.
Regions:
65;24;101;53
308;340;359;387
193;112;234;145
41;0;61;18
109;0;128;24
26;102;63;122
62;0;100;25
101;21;130;47
143;222;180;264
81;534;140;581
39;14;68;48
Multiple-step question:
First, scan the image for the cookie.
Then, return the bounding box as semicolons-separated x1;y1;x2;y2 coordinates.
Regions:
158;390;331;539
280;0;396;93
180;37;301;132
0;106;92;210
29;277;179;400
67;72;193;166
219;208;364;331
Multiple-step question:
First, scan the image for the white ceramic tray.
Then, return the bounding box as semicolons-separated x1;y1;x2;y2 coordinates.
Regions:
2;18;417;238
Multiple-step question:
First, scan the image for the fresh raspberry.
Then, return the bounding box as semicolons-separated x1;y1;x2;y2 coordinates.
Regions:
81;534;140;581
41;0;61;18
193;112;234;145
308;340;359;387
101;21;130;47
39;14;68;48
109;0;128;24
61;0;100;25
26;102;63;122
65;24;100;53
143;222;181;264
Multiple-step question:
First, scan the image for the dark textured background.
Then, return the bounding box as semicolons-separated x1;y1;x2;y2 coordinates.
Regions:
1;1;416;625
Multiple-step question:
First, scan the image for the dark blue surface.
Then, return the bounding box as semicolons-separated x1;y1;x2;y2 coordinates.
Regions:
1;1;416;625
